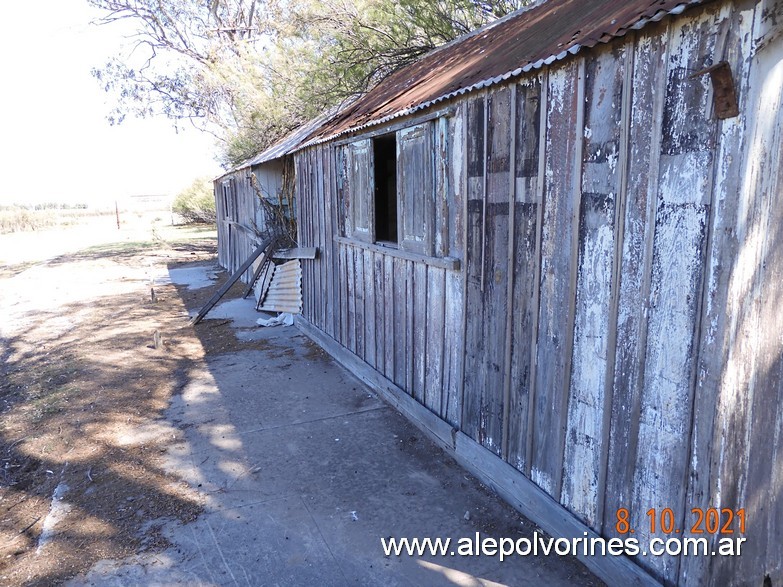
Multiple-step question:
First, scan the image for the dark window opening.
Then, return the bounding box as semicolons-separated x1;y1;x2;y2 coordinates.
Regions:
373;134;397;244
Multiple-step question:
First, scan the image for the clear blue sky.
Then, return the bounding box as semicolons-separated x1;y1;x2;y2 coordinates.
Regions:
0;0;223;205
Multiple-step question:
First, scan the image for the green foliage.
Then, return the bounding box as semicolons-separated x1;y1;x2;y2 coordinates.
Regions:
172;177;217;224
89;0;530;167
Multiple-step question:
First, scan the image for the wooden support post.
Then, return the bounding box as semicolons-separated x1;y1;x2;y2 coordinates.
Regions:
502;84;518;461
190;236;274;325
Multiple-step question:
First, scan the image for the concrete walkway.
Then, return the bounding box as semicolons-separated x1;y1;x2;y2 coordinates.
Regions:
71;265;600;586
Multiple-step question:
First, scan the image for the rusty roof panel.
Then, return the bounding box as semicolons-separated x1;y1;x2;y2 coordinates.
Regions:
304;0;710;145
246;111;337;167
219;106;344;177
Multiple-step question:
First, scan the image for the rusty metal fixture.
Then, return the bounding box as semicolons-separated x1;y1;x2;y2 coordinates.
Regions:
690;61;740;119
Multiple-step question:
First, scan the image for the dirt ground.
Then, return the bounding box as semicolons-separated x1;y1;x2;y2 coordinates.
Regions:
0;220;263;585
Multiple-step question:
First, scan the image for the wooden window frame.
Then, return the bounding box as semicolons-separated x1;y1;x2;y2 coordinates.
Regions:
397;121;435;256
343;119;438;257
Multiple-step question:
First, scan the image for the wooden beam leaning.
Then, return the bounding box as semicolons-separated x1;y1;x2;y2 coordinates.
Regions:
189;236;274;325
242;237;281;299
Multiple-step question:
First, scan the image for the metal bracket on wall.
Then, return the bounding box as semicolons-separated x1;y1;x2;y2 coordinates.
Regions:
690;61;739;119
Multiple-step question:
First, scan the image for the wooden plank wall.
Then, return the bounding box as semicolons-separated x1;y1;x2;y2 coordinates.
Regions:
294;1;783;584
686;2;783;585
295;115;465;426
216;166;282;282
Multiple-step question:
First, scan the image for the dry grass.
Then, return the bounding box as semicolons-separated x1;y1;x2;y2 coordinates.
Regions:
0;207;113;235
0;228;221;585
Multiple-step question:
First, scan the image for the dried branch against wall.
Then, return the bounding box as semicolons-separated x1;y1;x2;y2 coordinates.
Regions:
249;160;297;247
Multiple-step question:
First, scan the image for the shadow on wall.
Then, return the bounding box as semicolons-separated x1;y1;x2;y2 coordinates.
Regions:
700;52;783;586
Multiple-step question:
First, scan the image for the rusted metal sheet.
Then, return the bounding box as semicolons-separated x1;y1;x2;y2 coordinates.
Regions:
690;61;740;118
304;0;711;145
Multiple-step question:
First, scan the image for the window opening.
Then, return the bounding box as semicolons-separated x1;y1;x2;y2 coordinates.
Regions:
373;134;398;244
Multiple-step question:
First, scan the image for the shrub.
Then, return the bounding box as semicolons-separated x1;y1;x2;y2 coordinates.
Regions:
173;177;216;224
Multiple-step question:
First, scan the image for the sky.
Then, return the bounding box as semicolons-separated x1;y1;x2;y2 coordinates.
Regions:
0;0;223;206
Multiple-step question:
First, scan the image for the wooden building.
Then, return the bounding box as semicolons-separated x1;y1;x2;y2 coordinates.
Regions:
215;116;325;278
216;0;783;584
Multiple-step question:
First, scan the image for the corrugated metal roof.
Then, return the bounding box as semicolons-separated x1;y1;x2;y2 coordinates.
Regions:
300;0;710;146
245;110;339;167
218;107;345;178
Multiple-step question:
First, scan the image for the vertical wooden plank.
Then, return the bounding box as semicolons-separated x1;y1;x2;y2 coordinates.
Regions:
603;26;668;537
364;249;376;368
462;94;486;442
732;21;783;582
435;116;450;258
443;269;465;426
398;123;435;255
318;146;328;331
325;146;338;339
347;139;374;242
596;41;634;533
631;9;719;582
215;181;223;267
425;267;445;414
691;5;783;585
530;60;583;497
339;243;348;346
561;45;625;528
384;254;395;379
507;76;543;473
374;252;385;369
315;148;322;328
336;145;349;239
501;84;518;462
311;149;319;325
331;147;341;339
296;161;305;316
307;155;314;321
405;260;415;395
346;244;356;354
443;105;466;426
480;86;512;457
679;4;757;584
354;246;365;360
393;256;408;389
302;153;311;321
412;263;428;404
525;71;548;475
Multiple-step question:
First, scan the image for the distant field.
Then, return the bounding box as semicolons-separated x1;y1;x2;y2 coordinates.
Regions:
0;209;216;269
0;202;194;235
0;206;112;234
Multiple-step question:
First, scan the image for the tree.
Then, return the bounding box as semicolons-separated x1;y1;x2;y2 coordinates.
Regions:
172;176;217;223
89;0;529;166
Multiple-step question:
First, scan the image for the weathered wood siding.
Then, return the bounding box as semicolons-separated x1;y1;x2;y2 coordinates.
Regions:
294;0;783;584
295;116;465;424
215;163;284;281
